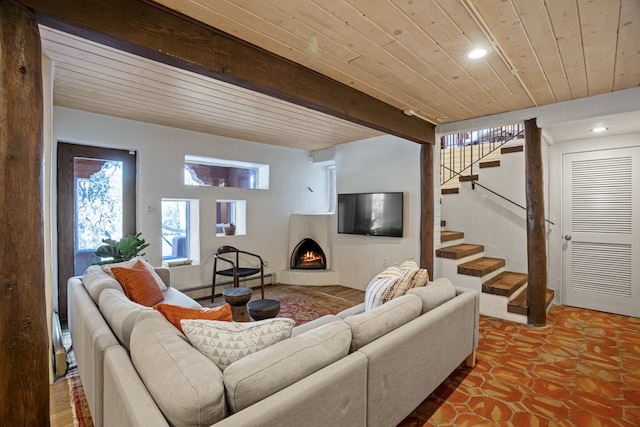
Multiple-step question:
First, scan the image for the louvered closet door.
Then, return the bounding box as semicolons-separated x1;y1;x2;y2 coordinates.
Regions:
562;147;639;317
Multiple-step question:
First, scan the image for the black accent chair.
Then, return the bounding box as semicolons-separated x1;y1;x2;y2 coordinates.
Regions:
212;246;265;302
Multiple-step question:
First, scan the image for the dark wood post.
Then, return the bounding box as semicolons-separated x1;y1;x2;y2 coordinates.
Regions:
524;118;547;326
420;143;434;277
0;1;48;424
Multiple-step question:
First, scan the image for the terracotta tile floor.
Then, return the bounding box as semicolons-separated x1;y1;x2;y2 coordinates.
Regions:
399;305;640;426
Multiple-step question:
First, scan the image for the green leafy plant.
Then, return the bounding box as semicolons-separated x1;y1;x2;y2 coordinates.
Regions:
93;233;150;265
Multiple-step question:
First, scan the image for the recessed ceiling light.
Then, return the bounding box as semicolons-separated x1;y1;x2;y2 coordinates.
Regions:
466;48;489;59
591;127;608;133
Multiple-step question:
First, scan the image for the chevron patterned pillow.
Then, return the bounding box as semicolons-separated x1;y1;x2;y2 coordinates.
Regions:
181;318;295;371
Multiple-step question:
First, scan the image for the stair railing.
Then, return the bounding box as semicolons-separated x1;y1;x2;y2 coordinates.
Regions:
441;162;555;226
470;180;554;225
440;123;524;185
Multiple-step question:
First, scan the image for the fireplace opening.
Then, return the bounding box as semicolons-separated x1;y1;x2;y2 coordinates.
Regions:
290;238;326;270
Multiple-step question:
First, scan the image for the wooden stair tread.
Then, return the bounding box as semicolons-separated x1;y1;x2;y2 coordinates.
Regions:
442;188;459;194
508;289;555;315
459;174;478;182
482;272;527;297
436;244;484;259
480;160;500;168
501;145;523;154
458;257;505;277
440;230;464;242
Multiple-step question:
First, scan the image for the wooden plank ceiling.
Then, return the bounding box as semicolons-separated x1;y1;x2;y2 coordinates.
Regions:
41;0;640;151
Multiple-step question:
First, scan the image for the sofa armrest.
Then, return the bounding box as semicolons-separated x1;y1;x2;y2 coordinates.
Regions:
68;277;120;426
103;346;169;427
357;289;478;427
454;286;480;350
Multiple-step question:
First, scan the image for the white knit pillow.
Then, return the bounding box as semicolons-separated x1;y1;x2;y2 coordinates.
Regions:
364;265;404;310
181;318;295;371
399;258;419;274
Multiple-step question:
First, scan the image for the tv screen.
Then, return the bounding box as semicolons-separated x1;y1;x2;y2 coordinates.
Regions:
337;192;403;237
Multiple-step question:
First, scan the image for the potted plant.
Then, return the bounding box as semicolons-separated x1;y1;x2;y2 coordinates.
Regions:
93;232;150;265
223;223;236;236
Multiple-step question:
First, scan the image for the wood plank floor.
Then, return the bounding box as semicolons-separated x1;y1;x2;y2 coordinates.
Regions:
49;284;363;426
50;376;74;427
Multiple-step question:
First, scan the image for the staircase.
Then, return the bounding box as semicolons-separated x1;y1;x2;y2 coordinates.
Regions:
437;230;554;324
440;142;524;195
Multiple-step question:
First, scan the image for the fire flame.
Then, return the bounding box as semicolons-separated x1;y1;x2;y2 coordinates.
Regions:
301;250;322;263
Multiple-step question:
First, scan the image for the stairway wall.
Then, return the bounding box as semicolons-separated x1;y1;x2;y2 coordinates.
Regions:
440;142;551;277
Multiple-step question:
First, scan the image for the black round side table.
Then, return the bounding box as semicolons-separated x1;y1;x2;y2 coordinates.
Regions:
247;299;281;321
222;287;253;322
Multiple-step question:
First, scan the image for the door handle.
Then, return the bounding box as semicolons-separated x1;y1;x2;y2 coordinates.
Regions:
564;235;572;241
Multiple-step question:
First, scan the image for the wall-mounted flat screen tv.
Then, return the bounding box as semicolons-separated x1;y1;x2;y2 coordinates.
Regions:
337;192;403;237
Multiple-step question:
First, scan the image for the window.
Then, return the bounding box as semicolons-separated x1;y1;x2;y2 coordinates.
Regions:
184;155;269;190
216;199;246;236
161;198;200;265
327;164;336;213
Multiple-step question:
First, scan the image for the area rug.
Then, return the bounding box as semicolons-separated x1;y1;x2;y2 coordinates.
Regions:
63;332;94;427
66;367;93;427
254;285;359;325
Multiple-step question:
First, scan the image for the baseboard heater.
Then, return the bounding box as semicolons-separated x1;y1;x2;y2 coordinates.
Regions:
180;272;277;299
52;310;68;378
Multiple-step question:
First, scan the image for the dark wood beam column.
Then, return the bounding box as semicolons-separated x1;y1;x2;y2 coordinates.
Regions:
19;0;435;145
524;118;547;326
420;143;434;276
0;1;48;424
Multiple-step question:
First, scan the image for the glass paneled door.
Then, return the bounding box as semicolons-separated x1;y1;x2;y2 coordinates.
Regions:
57;143;136;321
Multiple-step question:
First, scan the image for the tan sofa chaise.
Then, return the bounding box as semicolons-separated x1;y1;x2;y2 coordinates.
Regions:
67;264;479;427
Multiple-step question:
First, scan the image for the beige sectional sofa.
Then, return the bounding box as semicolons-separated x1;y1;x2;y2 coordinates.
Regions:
68;265;479;427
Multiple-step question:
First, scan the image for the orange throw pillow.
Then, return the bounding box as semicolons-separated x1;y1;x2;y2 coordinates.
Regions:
154;303;233;333
111;260;164;307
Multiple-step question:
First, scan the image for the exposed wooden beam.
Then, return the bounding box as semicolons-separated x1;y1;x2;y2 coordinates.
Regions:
420;143;434;276
0;1;48;424
19;0;435;145
524;118;547;326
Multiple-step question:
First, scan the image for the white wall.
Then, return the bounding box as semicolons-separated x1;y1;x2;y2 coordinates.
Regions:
548;131;640;303
332;135;422;290
51;107;328;293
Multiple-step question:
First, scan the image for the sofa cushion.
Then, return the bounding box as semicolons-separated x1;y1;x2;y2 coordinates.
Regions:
291;314;342;336
82;265;124;304
102;256;167;291
99;288;151;350
344;294;422;352
407;277;457;313
223;320;352;413
336;303;365;319
130;310;227;427
181;318;295;371
111;260;165;306
161;287;202;308
155;303;232;333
